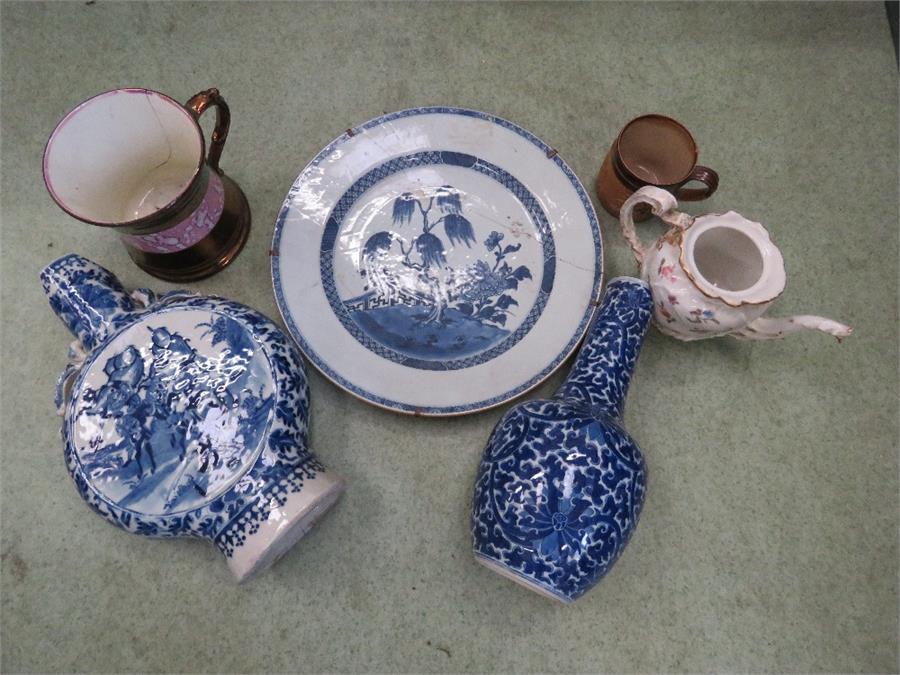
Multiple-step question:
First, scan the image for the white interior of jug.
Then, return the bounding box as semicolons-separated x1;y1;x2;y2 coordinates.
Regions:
43;89;202;224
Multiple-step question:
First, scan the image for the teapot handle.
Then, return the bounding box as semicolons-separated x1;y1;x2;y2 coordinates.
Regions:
619;186;694;267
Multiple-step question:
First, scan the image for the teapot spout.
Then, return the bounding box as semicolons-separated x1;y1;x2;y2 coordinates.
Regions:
734;315;853;341
40;254;139;351
556;277;653;418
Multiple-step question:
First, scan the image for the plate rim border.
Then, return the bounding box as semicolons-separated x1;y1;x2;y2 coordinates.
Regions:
270;105;604;417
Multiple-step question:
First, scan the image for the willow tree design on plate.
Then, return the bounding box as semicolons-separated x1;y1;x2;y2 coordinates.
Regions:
349;186;533;361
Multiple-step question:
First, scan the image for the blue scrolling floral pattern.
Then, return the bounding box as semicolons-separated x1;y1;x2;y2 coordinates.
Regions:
42;253;143;351
471;278;653;602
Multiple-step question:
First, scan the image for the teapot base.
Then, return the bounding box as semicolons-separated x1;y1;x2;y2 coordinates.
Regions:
226;470;345;583
474;552;572;604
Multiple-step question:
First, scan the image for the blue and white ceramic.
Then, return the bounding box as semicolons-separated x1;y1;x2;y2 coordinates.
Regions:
472;277;652;603
42;254;344;582
272;107;603;415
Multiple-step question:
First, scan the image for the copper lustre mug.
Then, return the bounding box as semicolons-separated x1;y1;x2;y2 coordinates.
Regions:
43;87;251;281
596;114;719;221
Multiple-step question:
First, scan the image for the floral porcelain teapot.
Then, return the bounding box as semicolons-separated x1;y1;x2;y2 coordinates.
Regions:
472;277;652;603
42;254;344;582
619;186;852;341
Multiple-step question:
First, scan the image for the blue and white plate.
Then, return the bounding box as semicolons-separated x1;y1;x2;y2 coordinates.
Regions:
271;107;602;416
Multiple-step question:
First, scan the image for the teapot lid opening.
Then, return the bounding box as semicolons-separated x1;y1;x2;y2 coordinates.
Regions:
680;212;786;307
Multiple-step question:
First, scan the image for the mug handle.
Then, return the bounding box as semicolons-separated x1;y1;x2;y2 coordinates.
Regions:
676;165;719;201
185;88;230;174
619;186;693;266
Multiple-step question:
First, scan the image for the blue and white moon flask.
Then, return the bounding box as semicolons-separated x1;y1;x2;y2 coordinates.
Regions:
472;278;653;603
42;254;344;582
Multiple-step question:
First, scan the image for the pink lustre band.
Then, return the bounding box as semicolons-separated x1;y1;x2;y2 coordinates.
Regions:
122;173;225;254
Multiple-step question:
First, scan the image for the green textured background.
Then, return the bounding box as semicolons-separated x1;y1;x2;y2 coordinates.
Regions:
2;2;897;672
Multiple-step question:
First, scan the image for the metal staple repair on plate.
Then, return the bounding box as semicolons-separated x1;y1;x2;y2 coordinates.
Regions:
268;249;279;257
546;148;558;159
346;128;357;137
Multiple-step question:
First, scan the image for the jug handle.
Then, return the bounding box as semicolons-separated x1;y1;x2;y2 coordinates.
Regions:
619;186;694;266
185;88;230;175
